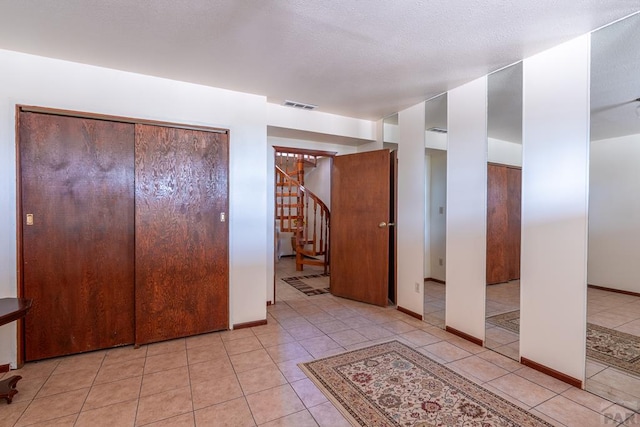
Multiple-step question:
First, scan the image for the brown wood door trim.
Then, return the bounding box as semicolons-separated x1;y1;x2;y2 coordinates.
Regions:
19;105;228;134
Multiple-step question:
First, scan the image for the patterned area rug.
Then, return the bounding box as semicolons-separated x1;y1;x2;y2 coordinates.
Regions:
299;340;554;426
487;310;640;376
281;273;330;296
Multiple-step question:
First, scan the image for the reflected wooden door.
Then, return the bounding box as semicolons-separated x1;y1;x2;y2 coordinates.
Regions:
330;149;391;307
134;124;229;345
20;112;135;361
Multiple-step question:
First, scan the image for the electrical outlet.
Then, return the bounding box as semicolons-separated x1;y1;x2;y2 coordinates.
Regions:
414;282;420;293
439;258;443;266
439;206;444;215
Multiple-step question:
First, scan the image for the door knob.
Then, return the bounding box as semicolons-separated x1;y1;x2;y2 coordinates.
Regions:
378;222;396;228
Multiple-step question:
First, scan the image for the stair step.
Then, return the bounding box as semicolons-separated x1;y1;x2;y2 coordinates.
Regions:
276;182;299;187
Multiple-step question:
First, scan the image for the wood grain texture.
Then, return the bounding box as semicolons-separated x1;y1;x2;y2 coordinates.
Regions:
486;164;509;284
507;167;522;280
486;164;522;284
20;112;135;361
330;149;390;307
134;124;229;345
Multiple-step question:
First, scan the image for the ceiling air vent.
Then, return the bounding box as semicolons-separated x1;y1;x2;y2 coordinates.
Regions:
427;127;448;134
283;100;317;110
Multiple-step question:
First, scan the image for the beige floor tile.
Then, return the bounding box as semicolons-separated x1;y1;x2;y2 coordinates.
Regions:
189;357;235;383
191;373;243;410
103;345;147;366
259;409;319;427
220;329;256;342
290;378;328;408
237;364;288;395
146;338;186;357
535;395;608;427
255;331;296;348
421;341;472;362
265;342;312;364
135;386;192;426
83;376;142;410
224;336;264;355
307;401;352;427
400;329;442;347
186;332;223;349
250;322;286;337
286;325;325;340
354;325;395;340
144;350;188;374
298;335;341;355
25;414;78;426
94;357;145;384
141;366;189;397
15;387;89;426
230;349;277;373
476;349;523;372
144;412;195;427
12;359;59;380
246;384;305;425
277;358;310;382
315;320;350;334
448;355;509;383
195;397;255;426
75;399;137;427
53;351;105;375
302;312;335;325
513;366;573;394
186;342;228;364
9;375;47;403
0;400;29;427
327;330;368;346
487;373;556;407
36;367;98;398
561;386;617;413
380;320;416;334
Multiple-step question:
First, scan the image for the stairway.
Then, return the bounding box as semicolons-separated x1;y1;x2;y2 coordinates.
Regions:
275;153;330;273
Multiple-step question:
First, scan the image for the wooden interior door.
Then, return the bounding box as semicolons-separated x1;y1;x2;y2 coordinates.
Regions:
20;112;135;361
330;149;391;306
507;167;522;280
486;164;522;284
135;124;229;345
486;164;509;284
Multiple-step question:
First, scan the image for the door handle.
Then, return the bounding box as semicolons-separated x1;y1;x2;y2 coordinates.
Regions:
378;222;396;228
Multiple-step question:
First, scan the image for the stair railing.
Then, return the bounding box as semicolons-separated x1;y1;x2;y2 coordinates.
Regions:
275;165;330;273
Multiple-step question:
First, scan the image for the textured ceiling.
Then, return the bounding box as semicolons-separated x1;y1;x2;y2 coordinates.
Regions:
0;0;639;124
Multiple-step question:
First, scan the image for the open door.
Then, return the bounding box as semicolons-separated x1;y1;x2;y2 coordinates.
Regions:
330;149;393;306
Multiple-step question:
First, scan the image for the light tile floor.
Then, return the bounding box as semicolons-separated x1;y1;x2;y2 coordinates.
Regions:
0;260;636;426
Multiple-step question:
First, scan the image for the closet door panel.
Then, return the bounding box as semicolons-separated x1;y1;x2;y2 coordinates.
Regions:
20;112;135;361
135;124;229;345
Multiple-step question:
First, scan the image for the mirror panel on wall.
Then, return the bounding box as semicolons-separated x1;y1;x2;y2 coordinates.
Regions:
587;12;640;412
484;62;523;361
423;94;447;328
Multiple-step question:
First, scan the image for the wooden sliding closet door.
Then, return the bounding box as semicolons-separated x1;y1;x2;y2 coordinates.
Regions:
20;112;135;361
134;124;229;345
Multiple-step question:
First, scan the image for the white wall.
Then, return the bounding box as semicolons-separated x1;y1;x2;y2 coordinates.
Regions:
446;76;488;342
488;137;522;167
520;35;590;384
0;49;269;367
397;103;426;315
588;133;640;293
429;150;447;282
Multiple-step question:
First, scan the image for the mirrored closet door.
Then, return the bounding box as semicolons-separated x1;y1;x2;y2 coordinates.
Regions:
484;62;523;361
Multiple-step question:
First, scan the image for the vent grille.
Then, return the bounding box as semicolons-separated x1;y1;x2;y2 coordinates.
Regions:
427;127;448;134
283;100;317;110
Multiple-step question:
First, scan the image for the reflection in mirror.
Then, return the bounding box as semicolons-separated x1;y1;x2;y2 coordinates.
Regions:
587;12;640;412
423;94;447;328
484;62;523;361
383;113;399;151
